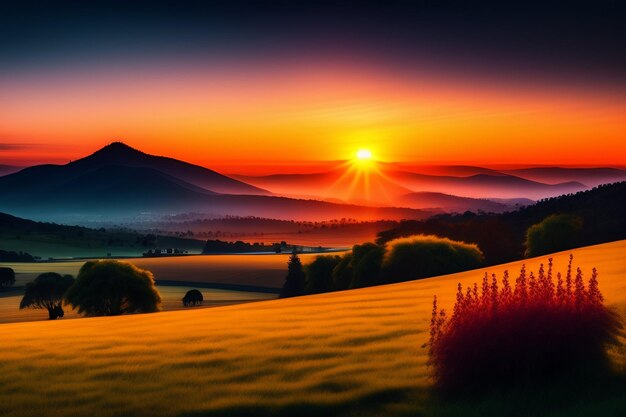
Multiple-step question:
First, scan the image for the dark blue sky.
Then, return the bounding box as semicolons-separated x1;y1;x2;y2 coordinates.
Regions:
2;1;625;89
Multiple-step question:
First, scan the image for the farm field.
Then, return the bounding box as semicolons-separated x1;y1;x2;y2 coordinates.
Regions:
0;285;275;324
0;240;625;417
3;252;337;290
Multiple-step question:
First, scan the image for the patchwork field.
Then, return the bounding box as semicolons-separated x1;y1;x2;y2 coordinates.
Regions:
1;240;625;417
3;252;334;289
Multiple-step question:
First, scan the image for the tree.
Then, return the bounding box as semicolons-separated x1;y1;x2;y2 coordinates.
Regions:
280;252;306;298
305;255;341;294
349;242;385;288
19;272;74;320
382;234;484;281
182;289;204;306
0;267;15;288
525;214;583;258
65;260;162;316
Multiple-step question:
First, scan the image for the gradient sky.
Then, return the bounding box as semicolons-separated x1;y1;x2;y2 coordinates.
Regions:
1;1;625;168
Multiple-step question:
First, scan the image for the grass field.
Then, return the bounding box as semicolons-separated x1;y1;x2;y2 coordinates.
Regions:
1;240;625;417
3;252;332;289
0;285;274;324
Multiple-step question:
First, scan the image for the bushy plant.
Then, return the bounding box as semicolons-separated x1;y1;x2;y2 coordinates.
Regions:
383;234;484;281
65;260;162;316
428;255;622;393
525;214;582;257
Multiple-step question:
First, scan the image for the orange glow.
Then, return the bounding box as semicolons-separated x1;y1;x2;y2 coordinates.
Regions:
1;62;625;168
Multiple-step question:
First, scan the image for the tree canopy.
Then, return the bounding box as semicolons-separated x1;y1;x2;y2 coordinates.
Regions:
0;267;16;288
65;260;162;316
525;214;583;258
19;272;74;320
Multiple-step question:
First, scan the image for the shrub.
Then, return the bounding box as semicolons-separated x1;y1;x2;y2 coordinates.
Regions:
525;214;582;257
19;272;74;319
383;234;484;281
65;260;162;316
0;267;16;288
182;289;204;306
305;255;341;294
428;255;622;393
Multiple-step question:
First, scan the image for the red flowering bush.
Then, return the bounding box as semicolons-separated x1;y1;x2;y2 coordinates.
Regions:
428;255;622;393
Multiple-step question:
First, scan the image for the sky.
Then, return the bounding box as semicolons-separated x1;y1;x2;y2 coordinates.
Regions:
1;1;625;169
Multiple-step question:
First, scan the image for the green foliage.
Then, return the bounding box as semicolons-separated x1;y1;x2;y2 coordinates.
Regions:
305;255;341;294
280;252;306;298
525;214;583;258
382;234;484;281
19;272;74;319
331;253;353;290
348;243;385;288
0;267;16;288
65;260;162;316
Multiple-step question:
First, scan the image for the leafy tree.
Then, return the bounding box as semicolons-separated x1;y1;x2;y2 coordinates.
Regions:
331;253;353;290
280;252;306;298
182;289;204;306
19;272;74;319
0;267;16;288
305;255;341;294
525;214;583;258
65;260;162;316
382;234;484;281
349;242;385;288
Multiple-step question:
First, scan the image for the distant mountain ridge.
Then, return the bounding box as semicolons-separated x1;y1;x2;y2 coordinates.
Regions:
0;142;436;223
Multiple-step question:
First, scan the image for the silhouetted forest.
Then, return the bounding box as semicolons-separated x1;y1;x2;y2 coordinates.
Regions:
377;182;626;265
0;249;35;262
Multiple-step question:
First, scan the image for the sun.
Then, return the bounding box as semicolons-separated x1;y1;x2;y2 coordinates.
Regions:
356;149;373;160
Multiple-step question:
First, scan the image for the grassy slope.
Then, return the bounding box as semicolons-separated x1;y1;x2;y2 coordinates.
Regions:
1;240;625;417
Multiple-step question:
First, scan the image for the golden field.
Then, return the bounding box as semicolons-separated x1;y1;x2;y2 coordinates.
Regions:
1;240;625;417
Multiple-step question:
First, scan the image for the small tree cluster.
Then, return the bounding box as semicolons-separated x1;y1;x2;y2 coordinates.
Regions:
294;235;483;297
429;255;622;392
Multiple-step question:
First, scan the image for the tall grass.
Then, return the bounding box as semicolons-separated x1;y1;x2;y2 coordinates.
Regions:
429;255;623;393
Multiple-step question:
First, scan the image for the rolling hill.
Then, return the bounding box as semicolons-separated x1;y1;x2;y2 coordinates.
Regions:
398;191;528;213
503;167;626;188
1;240;624;417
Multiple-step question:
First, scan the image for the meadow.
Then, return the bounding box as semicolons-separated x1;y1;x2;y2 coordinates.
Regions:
0;240;625;417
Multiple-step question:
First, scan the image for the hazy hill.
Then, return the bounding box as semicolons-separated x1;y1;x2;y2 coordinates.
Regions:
389;170;587;200
398;191;528;213
503;167;626;188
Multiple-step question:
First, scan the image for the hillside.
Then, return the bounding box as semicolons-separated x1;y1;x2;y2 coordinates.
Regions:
1;240;625;417
378;182;626;265
398;191;524;213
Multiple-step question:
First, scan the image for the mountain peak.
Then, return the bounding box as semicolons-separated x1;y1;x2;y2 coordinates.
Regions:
95;141;145;156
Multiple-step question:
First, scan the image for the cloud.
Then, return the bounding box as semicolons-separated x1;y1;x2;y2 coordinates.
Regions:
0;143;41;151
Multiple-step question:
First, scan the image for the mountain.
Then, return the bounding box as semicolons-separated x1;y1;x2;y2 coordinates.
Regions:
503;167;626;188
398;192;530;213
236;165;588;202
0;143;436;223
63;142;269;195
389;171;587;200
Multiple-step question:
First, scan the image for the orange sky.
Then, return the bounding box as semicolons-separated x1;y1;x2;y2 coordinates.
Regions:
1;61;625;169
